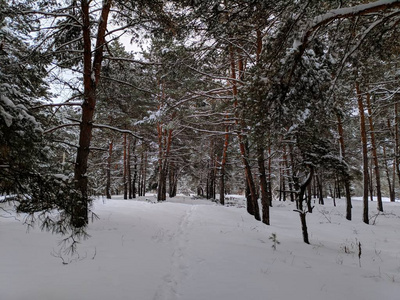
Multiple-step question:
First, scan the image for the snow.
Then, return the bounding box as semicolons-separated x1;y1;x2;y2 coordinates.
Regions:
311;0;400;27
0;105;13;127
1;195;400;300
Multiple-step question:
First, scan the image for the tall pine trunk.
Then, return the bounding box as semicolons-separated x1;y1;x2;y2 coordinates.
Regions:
257;146;270;225
123;133;127;200
366;93;383;211
219;123;230;205
72;0;112;228
106;140;113;199
356;82;369;224
229;44;260;221
337;113;352;220
127;137;132;199
395;103;400;188
132;139;137;199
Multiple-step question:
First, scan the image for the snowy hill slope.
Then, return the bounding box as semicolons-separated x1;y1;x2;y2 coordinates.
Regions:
1;195;400;300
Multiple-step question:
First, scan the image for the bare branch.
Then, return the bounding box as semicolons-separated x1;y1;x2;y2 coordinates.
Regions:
103;56;161;66
33;102;82;110
185;64;244;84
52;140;79;148
44;123;80;134
100;75;156;95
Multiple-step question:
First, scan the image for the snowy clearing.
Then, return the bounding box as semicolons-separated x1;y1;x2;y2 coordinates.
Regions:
1;195;400;300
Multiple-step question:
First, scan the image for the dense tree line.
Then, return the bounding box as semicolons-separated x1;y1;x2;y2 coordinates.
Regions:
2;0;400;244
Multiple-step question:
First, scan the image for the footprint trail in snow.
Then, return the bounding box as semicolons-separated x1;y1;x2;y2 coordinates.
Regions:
153;206;195;300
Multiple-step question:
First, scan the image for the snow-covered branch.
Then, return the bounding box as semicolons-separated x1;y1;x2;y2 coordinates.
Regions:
180;124;235;136
92;124;142;139
21;10;83;26
298;0;400;50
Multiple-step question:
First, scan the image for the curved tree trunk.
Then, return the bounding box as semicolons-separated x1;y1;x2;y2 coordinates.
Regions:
296;165;314;244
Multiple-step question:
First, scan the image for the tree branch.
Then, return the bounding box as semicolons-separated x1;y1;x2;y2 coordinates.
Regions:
33;102;82;110
44;123;80;134
103;56;162;66
92;124;143;139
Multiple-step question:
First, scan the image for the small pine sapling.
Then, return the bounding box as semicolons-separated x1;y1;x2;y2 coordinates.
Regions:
269;233;280;250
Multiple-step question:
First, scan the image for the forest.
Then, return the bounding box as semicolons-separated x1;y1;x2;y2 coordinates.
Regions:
2;0;400;246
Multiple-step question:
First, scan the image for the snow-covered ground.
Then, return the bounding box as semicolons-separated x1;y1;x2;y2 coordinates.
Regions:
1;195;400;300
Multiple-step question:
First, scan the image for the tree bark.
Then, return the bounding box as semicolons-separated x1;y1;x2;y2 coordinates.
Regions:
337;113;352;220
106;140;113;199
142;150;147;196
138;151;143;196
132;139;137;198
72;0;112;228
257;146;270;225
316;173;324;206
123;133;128;200
127;137;132;199
356;82;369;224
229;43;260;221
383;145;395;202
366;93;383;211
219;123;230;205
395;103;400;193
297;165;314;244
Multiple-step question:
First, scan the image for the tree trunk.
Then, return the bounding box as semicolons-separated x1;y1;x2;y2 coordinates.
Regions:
356;82;369;224
106;140;113;199
132;140;137;199
229;43;260;221
369;159;374;202
219;123;230;205
288;145;295;202
257;146;270;225
142;151;147;197
123;133;127;200
383;145;395;202
267;143;273;207
337;113;352;220
307;181;312;210
138;151;143;196
127;137;132;199
395;103;400;188
72;0;112;228
365;92;382;211
297;165;314;244
168;162;178;197
316;173;324;205
242;141;260;220
299;212;310;244
131;139;137;198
